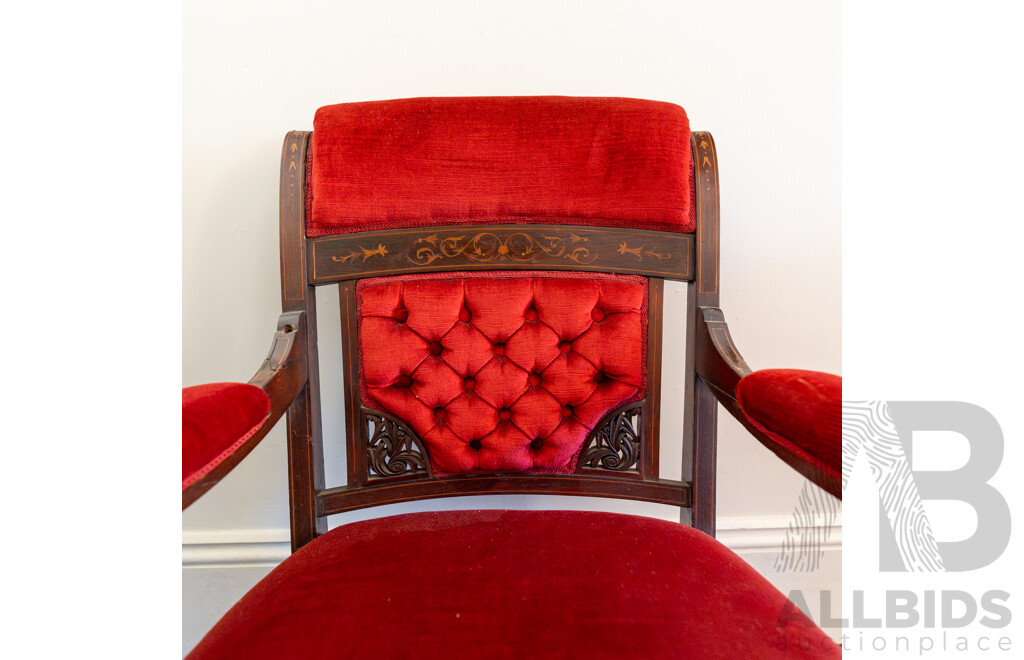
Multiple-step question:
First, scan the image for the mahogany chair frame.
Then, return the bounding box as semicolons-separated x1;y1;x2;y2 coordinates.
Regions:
189;129;806;552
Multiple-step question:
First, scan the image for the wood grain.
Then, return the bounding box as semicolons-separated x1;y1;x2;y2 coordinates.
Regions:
688;131;721;536
318;474;690;516
280;131;327;551
310;225;694;282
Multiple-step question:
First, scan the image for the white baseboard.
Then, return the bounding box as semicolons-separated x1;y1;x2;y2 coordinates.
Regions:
717;514;843;552
182;514;841;567
182;529;289;567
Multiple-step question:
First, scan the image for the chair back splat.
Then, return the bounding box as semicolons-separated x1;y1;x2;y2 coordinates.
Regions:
278;97;721;552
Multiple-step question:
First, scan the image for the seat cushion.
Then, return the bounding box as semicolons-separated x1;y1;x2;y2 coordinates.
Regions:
736;369;842;489
359;272;647;474
187;510;837;659
182;383;271;490
308;96;694;237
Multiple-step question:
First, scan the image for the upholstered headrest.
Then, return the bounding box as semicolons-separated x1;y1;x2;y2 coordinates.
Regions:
308;96;693;237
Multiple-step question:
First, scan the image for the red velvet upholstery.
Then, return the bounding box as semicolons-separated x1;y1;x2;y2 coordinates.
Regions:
736;369;842;487
308;97;694;237
187;510;838;659
182;383;271;490
359;272;647;474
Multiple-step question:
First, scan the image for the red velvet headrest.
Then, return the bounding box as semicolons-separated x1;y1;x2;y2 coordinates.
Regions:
308;96;693;237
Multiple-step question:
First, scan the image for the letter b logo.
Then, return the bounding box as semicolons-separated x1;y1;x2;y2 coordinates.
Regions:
845;401;1010;572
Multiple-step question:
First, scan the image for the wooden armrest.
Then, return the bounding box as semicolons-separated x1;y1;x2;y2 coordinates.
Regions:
695;307;841;499
182;312;308;508
695;306;752;409
247;311;309;428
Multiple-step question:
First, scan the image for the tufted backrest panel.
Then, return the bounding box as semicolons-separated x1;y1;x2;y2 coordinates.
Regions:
358;272;647;475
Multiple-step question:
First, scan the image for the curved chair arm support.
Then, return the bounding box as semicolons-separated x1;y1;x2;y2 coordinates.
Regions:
696;307;842;499
182;312;309;509
695;306;753;405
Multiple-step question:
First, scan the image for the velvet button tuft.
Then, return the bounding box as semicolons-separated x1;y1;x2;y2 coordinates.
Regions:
357;273;648;476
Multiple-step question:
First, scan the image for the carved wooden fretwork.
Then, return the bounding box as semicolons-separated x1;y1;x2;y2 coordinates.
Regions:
365;409;430;479
578;403;643;473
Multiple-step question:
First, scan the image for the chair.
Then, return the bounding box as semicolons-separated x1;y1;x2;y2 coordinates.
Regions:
182;97;841;658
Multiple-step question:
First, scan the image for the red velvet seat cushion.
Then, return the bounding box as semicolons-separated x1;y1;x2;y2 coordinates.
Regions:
187;510;837;659
182;383;271;490
736;369;841;488
358;272;646;474
308;96;694;237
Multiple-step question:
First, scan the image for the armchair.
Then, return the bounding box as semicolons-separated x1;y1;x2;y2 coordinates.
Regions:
183;97;841;658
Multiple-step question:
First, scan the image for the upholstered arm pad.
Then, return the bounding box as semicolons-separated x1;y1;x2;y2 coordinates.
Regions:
695;307;841;498
736;369;841;495
183;383;271;491
182;312;308;508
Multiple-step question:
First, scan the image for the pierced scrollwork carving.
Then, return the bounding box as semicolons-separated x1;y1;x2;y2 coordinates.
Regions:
578;403;643;473
365;410;430;479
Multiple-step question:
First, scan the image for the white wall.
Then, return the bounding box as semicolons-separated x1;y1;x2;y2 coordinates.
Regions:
183;0;841;653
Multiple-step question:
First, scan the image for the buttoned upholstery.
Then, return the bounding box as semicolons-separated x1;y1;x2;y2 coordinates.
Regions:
358;272;647;474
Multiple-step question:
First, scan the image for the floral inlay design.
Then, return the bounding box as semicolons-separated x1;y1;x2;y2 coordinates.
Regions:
332;243;389;264
409;232;597;266
616;242;671;261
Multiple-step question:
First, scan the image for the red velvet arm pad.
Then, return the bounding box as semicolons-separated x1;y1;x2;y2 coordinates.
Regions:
736;369;841;495
182;312;309;508
183;383;271;491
